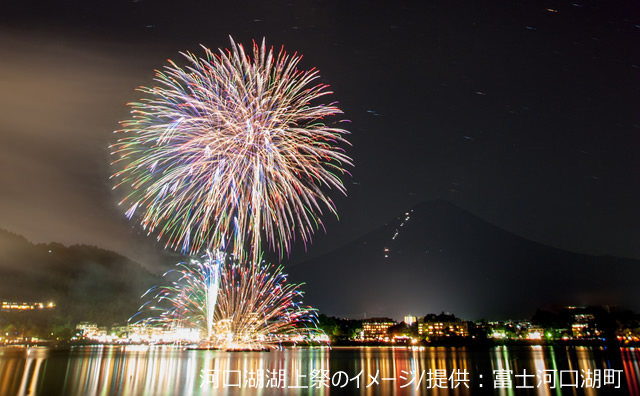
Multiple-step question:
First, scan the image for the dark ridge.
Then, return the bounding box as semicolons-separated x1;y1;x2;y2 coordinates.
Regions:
289;200;640;320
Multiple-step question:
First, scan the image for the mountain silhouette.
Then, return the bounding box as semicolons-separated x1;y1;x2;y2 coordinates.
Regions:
0;228;159;325
288;200;640;320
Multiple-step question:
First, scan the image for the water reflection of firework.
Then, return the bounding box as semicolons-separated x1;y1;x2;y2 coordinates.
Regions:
132;251;327;349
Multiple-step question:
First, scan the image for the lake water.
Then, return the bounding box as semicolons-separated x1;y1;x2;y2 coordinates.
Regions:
1;345;639;395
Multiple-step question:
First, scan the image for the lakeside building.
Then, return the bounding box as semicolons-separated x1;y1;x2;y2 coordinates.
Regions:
486;320;536;339
362;318;396;341
419;319;469;338
526;327;545;340
571;312;599;338
111;324;129;338
75;322;107;339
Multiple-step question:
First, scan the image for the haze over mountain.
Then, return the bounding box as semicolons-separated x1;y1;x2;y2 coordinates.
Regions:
0;229;158;325
1;200;638;324
288;200;640;321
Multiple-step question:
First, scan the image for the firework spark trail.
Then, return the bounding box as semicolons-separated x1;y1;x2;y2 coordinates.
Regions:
132;251;325;348
110;37;351;261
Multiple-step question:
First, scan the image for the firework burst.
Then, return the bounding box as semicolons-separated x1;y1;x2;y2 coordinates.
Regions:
132;251;326;349
110;37;351;260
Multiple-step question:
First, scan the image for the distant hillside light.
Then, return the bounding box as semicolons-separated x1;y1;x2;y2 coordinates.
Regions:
1;301;56;311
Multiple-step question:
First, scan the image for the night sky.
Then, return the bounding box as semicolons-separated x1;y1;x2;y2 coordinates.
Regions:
1;0;639;277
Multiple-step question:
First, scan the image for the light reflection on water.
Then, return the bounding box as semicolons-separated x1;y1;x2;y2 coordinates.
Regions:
0;345;637;395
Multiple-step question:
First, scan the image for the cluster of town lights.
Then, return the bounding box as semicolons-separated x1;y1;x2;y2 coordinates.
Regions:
71;322;329;346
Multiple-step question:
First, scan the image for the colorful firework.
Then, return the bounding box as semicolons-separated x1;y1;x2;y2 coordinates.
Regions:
131;251;326;349
110;37;351;260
